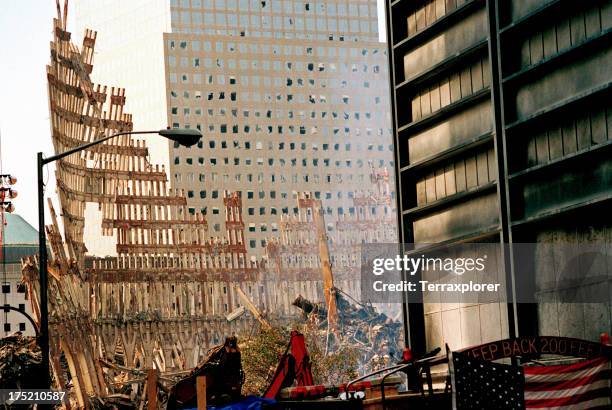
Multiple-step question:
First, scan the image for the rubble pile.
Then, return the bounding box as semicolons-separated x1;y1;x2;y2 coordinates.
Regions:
0;332;42;389
293;291;403;374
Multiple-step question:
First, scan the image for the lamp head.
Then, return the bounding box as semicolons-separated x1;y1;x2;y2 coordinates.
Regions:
158;128;202;147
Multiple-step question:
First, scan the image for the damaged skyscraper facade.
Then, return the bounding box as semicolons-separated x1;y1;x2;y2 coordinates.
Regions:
73;0;395;259
67;0;399;320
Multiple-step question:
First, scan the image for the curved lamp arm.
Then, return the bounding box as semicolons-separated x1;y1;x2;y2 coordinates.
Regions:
42;128;201;165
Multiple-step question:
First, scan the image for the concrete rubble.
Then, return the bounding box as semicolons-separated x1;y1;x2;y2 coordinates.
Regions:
0;332;42;390
293;292;403;374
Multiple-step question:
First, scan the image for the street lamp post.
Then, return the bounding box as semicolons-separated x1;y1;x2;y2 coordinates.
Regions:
37;128;201;389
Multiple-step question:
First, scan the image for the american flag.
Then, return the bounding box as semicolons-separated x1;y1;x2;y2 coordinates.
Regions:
523;357;611;409
452;351;611;409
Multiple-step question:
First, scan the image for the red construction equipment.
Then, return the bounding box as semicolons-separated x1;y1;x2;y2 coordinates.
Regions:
263;330;314;399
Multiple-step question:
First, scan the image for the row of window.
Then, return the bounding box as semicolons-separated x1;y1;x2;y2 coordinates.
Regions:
1;282;26;294
170;92;380;107
172;11;377;34
248;224;273;232
170;78;380;94
169;40;384;58
206;222;274;233
170;28;373;42
175;157;392;168
175;140;392;151
170;102;387;119
170;76;379;90
175;171;389;184
3;322;27;332
248;239;267;249
171;90;378;103
1;302;26;311
190;189;388;201
173;112;384;127
171;0;375;18
171;122;390;136
173;123;383;137
175;115;382;128
169;61;383;78
190;205;391;218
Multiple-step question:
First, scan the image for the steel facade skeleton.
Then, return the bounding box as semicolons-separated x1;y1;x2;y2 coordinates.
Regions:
38;2;263;400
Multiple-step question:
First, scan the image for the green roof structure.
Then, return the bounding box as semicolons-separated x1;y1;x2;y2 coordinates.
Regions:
2;213;38;264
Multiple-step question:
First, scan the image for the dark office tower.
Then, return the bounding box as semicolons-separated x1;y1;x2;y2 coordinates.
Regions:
385;0;612;354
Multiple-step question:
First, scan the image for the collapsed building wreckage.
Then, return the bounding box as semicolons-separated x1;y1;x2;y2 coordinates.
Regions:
292;294;403;373
0;333;42;390
11;3;402;407
268;192;403;372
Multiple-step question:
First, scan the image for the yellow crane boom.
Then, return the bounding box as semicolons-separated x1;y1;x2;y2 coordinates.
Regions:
234;286;272;330
298;194;338;334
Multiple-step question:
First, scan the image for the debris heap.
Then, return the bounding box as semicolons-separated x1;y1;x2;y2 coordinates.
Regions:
0;332;42;389
293;291;403;374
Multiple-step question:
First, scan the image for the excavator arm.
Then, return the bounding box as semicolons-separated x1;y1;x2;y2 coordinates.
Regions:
263;330;314;399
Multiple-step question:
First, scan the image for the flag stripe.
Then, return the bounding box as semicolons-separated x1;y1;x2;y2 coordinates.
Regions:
524;357;608;375
524;364;608;383
525;387;610;408
525;369;610;392
524;379;610;400
534;397;612;410
524;357;611;409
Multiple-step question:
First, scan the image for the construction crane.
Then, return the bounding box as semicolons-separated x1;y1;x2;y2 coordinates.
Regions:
297;194;338;339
